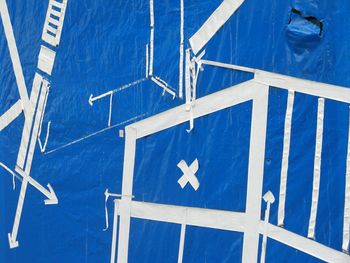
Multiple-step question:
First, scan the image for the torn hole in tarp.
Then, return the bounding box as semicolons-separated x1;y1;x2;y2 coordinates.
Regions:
286;8;323;51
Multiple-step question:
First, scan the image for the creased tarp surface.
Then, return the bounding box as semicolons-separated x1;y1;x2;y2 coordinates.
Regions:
0;0;349;262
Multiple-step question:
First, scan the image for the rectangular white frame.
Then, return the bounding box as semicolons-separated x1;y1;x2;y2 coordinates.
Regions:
112;72;350;263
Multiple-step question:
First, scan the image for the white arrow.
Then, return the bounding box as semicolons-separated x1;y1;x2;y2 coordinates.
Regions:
89;78;147;106
15;166;58;205
260;191;275;263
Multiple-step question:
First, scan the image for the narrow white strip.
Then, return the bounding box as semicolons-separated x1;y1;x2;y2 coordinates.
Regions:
343;107;350;252
185;49;191;106
38;121;51;153
151;76;176;98
178;0;184;99
308;98;325;239
8;180;27;248
0;0;29;104
37;45;56;75
110;200;119;263
0;162;22;189
24;78;49;173
145;44;149;78
149;0;154;76
108;93;113;127
189;0;245;54
278;90;295;226
0;100;23;131
261;191;275;263
177;224;186;263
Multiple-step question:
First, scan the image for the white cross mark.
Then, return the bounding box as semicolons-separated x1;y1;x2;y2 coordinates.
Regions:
177;159;200;191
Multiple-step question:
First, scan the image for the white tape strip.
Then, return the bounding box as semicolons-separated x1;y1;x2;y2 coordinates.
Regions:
110;200;119;263
0;0;29;104
178;0;184;99
16;74;43;169
0;100;23;131
185;49;191;106
343;107;350;252
108;93;113;127
308;98;325;239
177;223;186;263
149;0;154;76
145;44;149;78
189;0;245;54
42;0;68;47
37;45;56;75
24;77;49;173
151;76;176;98
278;90;295;226
261;191;275;263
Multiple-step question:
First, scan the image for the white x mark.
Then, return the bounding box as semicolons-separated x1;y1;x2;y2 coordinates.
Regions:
177;159;200;191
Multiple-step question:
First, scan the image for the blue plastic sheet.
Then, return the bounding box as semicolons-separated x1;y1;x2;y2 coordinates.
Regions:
0;0;350;262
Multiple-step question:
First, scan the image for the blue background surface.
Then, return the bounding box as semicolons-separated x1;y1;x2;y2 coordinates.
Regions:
0;0;350;262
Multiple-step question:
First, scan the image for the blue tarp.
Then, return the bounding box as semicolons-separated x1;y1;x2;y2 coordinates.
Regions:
0;0;349;262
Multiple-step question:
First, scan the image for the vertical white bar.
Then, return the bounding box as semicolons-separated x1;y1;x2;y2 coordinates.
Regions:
343;107;350;252
149;0;154;76
185;49;191;106
110;200;119;263
145;44;149;78
308;98;325;239
108;93;113;127
177;223;186;263
178;0;184;99
117;127;137;263
260;202;271;263
277;90;295;226
242;84;269;263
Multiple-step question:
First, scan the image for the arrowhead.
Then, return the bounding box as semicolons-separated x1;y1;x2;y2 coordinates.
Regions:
8;233;19;249
44;184;58;205
263;191;275;204
88;94;94;106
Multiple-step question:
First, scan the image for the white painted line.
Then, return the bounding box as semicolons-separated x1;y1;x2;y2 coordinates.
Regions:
343;107;350;253
0;0;29;104
308;98;325;239
189;0;245;54
278;90;295;226
0;100;23;131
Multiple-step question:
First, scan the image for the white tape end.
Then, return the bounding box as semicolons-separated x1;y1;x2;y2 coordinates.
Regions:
44;184;58;205
88;94;94;106
8;233;19;249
